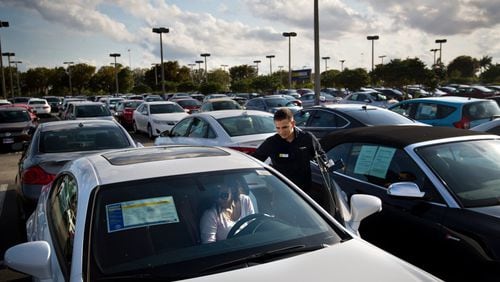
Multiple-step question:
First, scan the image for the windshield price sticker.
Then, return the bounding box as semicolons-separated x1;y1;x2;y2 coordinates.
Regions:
354;145;396;179
106;196;179;233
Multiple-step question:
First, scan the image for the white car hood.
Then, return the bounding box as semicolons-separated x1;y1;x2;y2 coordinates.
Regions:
186;239;439;282
151;112;188;120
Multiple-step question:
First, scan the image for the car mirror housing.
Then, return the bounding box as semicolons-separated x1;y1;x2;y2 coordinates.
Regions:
348;194;382;235
387;182;425;198
4;241;53;279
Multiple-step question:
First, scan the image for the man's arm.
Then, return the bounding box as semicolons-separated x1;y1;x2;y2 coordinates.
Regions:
252;138;272;162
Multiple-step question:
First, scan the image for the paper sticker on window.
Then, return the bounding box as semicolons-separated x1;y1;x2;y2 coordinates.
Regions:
354;145;396;179
106;196;179;233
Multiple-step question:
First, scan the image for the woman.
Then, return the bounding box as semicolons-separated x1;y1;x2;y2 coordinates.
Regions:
200;180;255;244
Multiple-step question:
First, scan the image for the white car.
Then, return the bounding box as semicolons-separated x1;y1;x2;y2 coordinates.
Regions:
340;91;396;108
154;110;275;154
5;146;440;281
133;101;189;139
27;98;51;115
470;117;500;135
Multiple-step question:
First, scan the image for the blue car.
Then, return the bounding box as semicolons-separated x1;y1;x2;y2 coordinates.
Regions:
388;96;500;128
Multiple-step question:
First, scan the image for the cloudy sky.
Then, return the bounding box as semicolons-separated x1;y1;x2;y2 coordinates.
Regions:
0;0;499;74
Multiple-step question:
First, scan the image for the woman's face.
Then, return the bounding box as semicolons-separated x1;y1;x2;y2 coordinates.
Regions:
217;186;233;207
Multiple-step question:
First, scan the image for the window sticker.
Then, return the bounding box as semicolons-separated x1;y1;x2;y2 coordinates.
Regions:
106;196;179;233
354;145;396;179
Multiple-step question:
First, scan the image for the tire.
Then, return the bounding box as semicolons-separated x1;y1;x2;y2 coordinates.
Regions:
147;124;154;140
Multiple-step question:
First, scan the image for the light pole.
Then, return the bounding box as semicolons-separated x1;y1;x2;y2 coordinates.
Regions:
0;20;8;99
266;55;275;75
2;52;15;98
151;63;158;85
109;53;120;95
200;53;210;82
152;27;169;94
128;49;131;69
378;55;386;65
340;60;345;71
282;32;297;90
195;60;203;83
367;35;379;72
430;49;439;65
322;56;330;72
63;61;74;95
253;60;261;75
220;64;228;71
435;39;447;64
11;60;21;96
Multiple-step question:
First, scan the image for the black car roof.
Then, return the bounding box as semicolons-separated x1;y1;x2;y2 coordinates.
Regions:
320;125;490;150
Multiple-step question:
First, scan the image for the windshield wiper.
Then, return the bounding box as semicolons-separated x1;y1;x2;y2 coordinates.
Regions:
198;244;329;275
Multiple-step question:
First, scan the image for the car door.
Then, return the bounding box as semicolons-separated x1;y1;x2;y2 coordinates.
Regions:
322;142;449;268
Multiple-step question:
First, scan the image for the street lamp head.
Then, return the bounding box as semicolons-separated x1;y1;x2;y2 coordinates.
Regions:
340;60;345;63
195;60;204;64
282;32;297;37
367;35;379;40
253;60;261;63
11;61;22;64
200;53;211;57
322;56;330;60
152;27;169;34
2;52;15;56
63;61;74;65
430;49;439;52
0;21;9;27
435;39;447;43
266;55;275;59
109;53;121;57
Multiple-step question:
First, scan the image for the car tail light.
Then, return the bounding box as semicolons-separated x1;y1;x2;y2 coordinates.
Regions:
229;146;257;154
453;116;470;129
22;166;56;185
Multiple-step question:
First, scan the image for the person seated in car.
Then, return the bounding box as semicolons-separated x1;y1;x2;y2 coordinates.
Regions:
200;180;255;244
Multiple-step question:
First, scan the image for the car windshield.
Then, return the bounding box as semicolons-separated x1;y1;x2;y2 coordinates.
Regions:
0;110;31;123
177;100;198;107
218;115;275;136
265;98;291;107
416;139;500;208
89;168;345;280
150;104;185;114
29;100;46;105
39;126;131;153
76;105;112;117
348;109;417;125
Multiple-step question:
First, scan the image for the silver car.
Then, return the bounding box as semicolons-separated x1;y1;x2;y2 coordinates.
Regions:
5;146;440;281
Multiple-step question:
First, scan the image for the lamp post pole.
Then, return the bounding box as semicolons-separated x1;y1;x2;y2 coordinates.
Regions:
322;56;330;72
152;27;169;94
2;52;15;98
378;55;386;65
109;53;120;95
266;55;275;75
435;39;447;64
367;35;379;72
63;61;74;95
195;60;203;83
200;53;210;82
151;63;158;85
253;60;261;76
11;60;21;96
0;20;9;99
282;32;297;90
430;49;438;65
340;60;345;71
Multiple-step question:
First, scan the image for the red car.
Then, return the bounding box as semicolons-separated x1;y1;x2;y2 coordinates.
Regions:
0;103;38;122
170;98;201;114
114;100;143;128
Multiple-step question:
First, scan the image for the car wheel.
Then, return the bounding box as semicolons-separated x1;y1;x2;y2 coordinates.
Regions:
133;121;139;134
147;124;154;140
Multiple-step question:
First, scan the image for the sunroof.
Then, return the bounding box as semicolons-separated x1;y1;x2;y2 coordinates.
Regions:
103;146;229;165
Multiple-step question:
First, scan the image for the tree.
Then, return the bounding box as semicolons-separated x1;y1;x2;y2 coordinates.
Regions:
251;75;281;94
230;79;253;93
207;69;230;91
71;63;96;94
199;82;224;94
480;64;500;84
447;56;479;83
334;68;369;91
118;68;134;93
479;55;493;74
321;69;340;88
24;67;52;96
89;66;116;94
229;65;257;82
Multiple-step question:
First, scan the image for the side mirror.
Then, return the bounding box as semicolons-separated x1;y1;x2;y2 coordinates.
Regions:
348;194;382;235
4;241;53;279
387;182;425;198
159;130;170;137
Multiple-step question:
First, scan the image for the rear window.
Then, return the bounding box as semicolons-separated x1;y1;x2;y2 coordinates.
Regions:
150;104;185;114
29;100;47;105
463;101;500;121
39;126;130;153
212;101;241;111
0;110;31;123
218;115;275;136
76;105;111;117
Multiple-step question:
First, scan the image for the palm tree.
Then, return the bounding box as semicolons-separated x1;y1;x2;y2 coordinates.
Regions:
479;55;492;74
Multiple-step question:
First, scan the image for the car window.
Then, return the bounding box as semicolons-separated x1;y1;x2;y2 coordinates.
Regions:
415;103;438;120
48;174;78;278
170;118;192;137
88;169;344;280
0;110;31;123
294;111;311;126
333;143;442;202
187;118;213;138
76;105;111;117
309;110;344;127
217;115;275;136
464;101;500;121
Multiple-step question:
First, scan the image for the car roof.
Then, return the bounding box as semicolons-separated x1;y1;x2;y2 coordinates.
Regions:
81;146;262;185
320;125;490;150
71;101;104;106
191;109;273;119
400;96;489;104
38;119;121;132
143;101;176;105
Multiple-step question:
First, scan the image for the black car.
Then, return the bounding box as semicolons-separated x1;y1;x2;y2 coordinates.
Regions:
0;107;37;151
312;126;500;281
244;96;301;113
294;104;426;139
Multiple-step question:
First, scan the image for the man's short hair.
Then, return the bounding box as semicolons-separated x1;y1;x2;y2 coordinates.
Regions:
274;107;294;121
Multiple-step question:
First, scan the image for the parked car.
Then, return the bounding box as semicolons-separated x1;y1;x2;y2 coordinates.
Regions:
8;96;31;104
389;96;500;128
114;99;143;128
299;93;339;108
0;107;37;151
98;97;125;110
59;98;86;118
244;96;302;113
200;98;243;112
294;104;427;139
170;98;201;114
315;125;500;281
16;119;137;206
144;95;163;102
340;91;396;108
5;145;440;282
446;85;497;98
43;96;62;113
154;110;276;154
470;117;500;135
63;101;113;121
486;95;500;107
203;93;228;102
1;103;38;121
168;92;191;100
190;93;205;102
374;88;404;100
133;101;188;139
27;98;51;116
0;99;12;106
